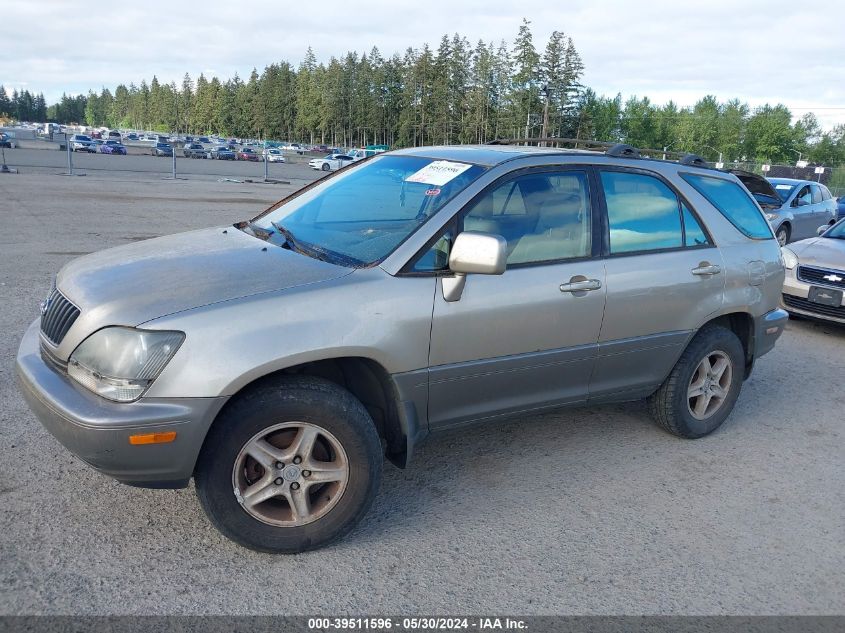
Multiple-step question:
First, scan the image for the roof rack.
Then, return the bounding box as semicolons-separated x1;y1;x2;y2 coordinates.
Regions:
483;137;717;169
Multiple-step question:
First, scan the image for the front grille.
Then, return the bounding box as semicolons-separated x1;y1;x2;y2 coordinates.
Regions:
797;265;845;290
40;288;80;346
783;294;845;320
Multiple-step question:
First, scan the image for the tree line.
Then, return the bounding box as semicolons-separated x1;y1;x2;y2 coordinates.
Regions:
1;18;843;165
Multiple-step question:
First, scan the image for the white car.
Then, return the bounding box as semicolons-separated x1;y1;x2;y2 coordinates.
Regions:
265;148;286;163
308;153;355;172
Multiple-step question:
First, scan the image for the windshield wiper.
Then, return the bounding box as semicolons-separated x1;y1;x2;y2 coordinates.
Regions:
269;221;309;255
269;221;364;267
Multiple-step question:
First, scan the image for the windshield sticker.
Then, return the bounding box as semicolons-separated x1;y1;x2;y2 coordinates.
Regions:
405;160;473;186
775;184;793;189
425;188;441;196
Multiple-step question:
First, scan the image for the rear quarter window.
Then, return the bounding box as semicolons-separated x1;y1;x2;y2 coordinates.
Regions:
681;174;773;240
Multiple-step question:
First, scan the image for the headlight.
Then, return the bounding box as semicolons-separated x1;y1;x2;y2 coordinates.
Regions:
765;213;778;221
781;247;798;270
68;327;184;402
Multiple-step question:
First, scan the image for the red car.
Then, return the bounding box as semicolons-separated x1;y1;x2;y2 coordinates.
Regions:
237;147;261;161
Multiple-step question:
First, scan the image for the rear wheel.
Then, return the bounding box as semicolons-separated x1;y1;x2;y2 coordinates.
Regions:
647;326;745;438
776;224;790;246
195;376;382;553
321;163;331;171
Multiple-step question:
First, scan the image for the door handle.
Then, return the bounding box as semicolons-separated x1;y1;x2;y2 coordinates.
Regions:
559;279;602;293
691;264;722;276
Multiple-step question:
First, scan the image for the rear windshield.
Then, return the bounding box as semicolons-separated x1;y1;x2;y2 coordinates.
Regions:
682;174;773;240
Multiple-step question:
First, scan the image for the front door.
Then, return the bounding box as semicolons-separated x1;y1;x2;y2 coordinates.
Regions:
425;168;607;428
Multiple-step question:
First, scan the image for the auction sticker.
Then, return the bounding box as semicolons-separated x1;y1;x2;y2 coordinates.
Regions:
425;188;441;196
405;160;472;186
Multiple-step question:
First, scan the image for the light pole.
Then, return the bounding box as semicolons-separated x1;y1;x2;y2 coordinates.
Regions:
662;143;675;161
540;84;550;146
787;148;804;165
702;145;723;165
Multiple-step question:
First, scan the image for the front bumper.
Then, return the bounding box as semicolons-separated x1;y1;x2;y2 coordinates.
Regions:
15;319;226;488
781;270;845;324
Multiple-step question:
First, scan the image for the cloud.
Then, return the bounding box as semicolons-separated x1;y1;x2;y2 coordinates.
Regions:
1;0;843;128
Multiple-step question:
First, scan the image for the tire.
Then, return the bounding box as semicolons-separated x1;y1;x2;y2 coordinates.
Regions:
647;325;745;439
195;376;383;553
321;163;331;171
776;224;790;246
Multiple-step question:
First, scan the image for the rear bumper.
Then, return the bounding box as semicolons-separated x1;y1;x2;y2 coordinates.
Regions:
753;308;789;359
15;319;226;488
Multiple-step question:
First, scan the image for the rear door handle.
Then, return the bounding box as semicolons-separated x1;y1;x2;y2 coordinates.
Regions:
559;279;602;292
691;264;721;276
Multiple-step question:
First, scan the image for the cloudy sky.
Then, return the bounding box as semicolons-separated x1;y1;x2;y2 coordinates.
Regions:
4;0;843;128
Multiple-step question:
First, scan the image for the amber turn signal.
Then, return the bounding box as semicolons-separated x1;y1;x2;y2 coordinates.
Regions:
129;431;177;445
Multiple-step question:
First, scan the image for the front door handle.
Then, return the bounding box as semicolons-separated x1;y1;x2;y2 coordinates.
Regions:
559;278;602;293
691;264;722;276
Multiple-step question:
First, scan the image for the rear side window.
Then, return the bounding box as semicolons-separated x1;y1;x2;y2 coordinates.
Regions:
811;185;823;204
821;186;832;201
682;174;773;239
600;171;683;254
682;203;710;246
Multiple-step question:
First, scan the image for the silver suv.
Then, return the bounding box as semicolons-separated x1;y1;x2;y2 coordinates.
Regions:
16;143;788;553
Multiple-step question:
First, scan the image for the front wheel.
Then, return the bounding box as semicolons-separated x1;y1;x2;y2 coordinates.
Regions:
321;163;331;171
776;224;790;246
195;376;383;553
647;325;745;438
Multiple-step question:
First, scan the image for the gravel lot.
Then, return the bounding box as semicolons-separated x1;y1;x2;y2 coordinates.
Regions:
0;153;843;615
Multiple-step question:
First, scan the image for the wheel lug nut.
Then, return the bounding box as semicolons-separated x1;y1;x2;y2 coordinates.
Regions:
274;477;283;485
275;462;284;470
302;470;311;477
293;456;302;465
291;482;300;490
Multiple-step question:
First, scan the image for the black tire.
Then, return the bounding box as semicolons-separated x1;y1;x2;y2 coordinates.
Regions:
321;163;331;171
195;376;383;553
647;325;745;439
776;224;790;246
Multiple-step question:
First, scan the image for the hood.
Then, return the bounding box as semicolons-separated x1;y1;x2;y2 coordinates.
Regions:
56;226;352;328
788;236;845;269
729;169;783;209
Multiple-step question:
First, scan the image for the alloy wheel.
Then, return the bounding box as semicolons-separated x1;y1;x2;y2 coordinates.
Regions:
687;350;732;420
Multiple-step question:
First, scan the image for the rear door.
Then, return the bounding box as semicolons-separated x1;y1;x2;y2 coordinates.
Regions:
589;168;725;402
423;167;607;428
792;185;815;239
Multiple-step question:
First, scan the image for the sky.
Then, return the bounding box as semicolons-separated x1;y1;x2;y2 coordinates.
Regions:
3;0;844;129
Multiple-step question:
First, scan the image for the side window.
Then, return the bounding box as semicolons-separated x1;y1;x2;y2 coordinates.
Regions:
821;186;832;201
600;171;683;254
463;171;592;266
682;173;773;239
811;185;823;204
415;171;592;271
682;203;711;246
795;186;812;206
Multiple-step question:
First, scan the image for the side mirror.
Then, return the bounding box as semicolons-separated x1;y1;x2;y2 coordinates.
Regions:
817;225;829;236
442;231;507;302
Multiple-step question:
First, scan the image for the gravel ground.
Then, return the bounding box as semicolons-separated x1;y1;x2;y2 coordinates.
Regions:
0;157;843;615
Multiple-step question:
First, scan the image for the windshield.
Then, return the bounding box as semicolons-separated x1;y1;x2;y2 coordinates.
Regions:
772;182;797;202
823;220;845;239
251;154;486;266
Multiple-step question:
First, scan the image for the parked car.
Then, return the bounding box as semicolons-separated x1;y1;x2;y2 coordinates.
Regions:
151;142;174;157
309;153;355;172
105;130;122;142
16;144;788;554
198;136;211;144
183;143;208;159
835;195;845;222
99;140;127;155
265;148;286;163
211;146;236;160
125;133;139;141
781;218;845;323
87;139;103;153
69;134;94;152
237;147;261;161
732;173;836;245
0;132;15;148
